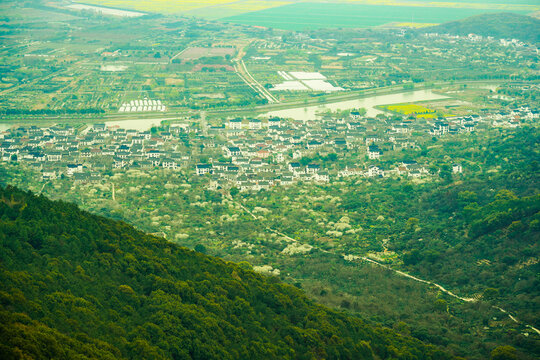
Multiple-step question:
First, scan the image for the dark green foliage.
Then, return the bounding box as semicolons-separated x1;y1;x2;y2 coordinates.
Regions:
426;13;540;44
490;345;518;360
0;186;453;360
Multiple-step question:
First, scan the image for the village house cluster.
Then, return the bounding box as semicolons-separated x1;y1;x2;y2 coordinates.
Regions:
193;106;535;190
1;106;535;190
0;123;191;182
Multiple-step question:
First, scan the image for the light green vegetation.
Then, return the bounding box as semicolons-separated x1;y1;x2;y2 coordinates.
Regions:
221;2;532;31
3;118;539;359
1;1;537;120
73;0;540;21
2;185;457;360
1;1;539;359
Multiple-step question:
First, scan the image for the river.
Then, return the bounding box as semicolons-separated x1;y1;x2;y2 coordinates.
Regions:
103;117;180;131
0;124;12;132
0;89;451;131
262;89;449;120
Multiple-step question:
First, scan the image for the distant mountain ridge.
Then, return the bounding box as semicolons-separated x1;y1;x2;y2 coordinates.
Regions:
425;13;540;43
0;186;453;360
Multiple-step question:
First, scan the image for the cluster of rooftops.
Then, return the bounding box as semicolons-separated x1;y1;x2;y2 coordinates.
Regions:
0;106;535;191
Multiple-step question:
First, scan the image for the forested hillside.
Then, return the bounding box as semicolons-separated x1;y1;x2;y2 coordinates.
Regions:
0;186;454;360
425;13;540;43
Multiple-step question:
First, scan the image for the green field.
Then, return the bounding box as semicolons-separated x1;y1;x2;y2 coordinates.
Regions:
425;0;539;4
221;2;531;30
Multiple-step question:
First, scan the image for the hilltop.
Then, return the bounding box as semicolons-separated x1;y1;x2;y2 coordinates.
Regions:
425;12;540;43
0;186;453;359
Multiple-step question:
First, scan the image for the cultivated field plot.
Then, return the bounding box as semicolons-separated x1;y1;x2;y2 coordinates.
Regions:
1;6;80;23
66;4;146;17
381;103;454;119
174;47;236;62
183;0;291;19
221;2;533;30
272;71;344;92
119;99;165;113
79;0;232;14
79;0;290;18
385;104;436;115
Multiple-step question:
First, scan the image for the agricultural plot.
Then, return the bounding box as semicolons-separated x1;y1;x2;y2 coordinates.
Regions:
381;103;455;119
386;104;436;115
271;81;309;91
1;7;80;23
79;0;290;18
79;0;233;14
66;4;146;17
183;1;291;20
173;47;235;62
73;0;540;20
422;0;539;5
272;71;344;92
221;2;532;30
101;65;128;72
119;99;165;113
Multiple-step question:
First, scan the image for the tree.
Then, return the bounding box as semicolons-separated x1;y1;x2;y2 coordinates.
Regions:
490;345;518;360
194;244;206;254
482;288;499;301
495;189;517;201
439;164;452;182
405;217;419;231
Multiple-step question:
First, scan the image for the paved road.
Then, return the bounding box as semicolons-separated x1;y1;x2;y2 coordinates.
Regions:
234;60;278;104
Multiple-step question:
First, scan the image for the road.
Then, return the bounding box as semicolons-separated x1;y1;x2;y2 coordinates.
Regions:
170;48;188;63
234;60;278;104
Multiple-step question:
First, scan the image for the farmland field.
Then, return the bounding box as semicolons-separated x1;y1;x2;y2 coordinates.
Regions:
79;0;291;18
175;47;236;62
382;103;455;118
79;0;233;14
413;0;539;4
385;103;436;115
221;2;533;30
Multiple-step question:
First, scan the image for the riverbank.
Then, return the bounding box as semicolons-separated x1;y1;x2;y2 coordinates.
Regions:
0;79;507;129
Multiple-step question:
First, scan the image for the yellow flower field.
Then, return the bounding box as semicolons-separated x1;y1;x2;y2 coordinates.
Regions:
81;0;290;18
386;104;436;115
394;22;438;28
82;0;231;13
384;103;453;119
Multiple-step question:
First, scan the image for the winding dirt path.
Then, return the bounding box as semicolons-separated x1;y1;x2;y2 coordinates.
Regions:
229;195;540;336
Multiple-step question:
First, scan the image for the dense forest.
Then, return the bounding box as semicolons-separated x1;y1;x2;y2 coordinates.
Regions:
0;185;456;360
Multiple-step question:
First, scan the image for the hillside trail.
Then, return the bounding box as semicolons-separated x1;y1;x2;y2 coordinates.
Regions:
228;196;540;336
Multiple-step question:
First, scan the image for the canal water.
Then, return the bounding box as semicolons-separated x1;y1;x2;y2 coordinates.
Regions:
262;89;449;120
0;89;452;131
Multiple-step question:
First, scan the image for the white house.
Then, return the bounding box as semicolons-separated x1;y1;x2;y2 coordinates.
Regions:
196;164;213;175
228;118;243;130
366;165;384;177
367;145;381;159
66;164;83;176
